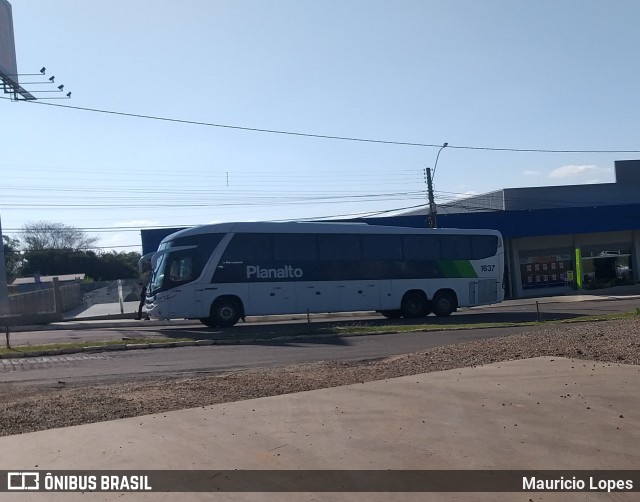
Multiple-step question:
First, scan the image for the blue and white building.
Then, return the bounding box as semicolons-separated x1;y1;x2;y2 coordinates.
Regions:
141;160;640;299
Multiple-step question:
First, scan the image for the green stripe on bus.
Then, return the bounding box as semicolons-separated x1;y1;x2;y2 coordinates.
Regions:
437;260;478;278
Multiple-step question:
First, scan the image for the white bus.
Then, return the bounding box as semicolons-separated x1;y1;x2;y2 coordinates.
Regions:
146;221;504;327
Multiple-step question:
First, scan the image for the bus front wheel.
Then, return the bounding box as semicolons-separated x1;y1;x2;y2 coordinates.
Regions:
432;291;456;317
210;297;242;327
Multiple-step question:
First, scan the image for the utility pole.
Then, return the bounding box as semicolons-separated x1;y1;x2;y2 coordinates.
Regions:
426;167;437;228
426;142;448;229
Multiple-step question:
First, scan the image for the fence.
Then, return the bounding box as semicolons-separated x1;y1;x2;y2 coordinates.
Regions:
5;279;143;322
9;282;83;316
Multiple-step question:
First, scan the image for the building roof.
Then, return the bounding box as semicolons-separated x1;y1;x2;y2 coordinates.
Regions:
360;203;640;239
404;159;640;216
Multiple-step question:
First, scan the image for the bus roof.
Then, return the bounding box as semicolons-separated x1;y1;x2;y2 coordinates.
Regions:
160;221;502;244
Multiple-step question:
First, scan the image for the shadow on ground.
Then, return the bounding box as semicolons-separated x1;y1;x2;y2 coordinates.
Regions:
150;309;584;346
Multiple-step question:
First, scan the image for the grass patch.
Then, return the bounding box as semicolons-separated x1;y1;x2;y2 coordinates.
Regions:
0;337;191;357
330;321;540;335
328;309;640;335
557;310;640;324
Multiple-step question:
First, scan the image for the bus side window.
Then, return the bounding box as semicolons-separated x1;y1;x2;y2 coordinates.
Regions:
471;235;498;260
166;254;194;285
318;234;361;261
402;235;441;260
222;234;273;263
361;235;402;260
441;235;472;260
273;234;318;261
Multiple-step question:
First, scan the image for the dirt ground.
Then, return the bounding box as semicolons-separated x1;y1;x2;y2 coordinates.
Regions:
1;318;639;437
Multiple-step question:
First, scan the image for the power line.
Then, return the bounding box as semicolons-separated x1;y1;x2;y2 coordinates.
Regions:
5;96;640;154
0;190;427;210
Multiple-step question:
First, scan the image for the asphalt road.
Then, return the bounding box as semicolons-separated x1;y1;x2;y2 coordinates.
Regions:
1;296;638;386
1;325;538;386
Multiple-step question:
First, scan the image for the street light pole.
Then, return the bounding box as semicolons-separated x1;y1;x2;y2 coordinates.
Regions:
426;142;448;228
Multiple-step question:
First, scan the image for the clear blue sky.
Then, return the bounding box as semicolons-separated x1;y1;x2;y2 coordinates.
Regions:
1;0;639;251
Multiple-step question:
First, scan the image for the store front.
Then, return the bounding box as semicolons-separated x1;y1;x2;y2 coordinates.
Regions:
519;250;574;293
513;234;637;298
580;247;633;290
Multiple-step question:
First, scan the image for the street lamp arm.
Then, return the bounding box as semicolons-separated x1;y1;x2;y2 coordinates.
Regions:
431;142;448;181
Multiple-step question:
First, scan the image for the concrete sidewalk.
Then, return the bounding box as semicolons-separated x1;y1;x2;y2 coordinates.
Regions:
1;357;638;500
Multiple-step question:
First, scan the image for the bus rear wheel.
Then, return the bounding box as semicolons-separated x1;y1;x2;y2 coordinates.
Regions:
209;297;242;327
432;291;456;317
400;291;429;318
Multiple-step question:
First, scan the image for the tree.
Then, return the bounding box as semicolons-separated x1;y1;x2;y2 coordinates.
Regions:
22;249;140;281
18;222;141;280
2;234;21;283
102;250;141;272
21;221;98;251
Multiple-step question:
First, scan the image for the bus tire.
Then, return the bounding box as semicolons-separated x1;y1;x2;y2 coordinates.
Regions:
379;310;402;319
210;297;242;327
432;291;456;317
400;291;429;318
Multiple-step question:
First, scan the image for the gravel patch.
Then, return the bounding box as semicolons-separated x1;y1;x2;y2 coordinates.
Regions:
1;318;639;437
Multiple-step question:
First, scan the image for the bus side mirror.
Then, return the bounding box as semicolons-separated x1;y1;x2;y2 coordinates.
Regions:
139;252;156;273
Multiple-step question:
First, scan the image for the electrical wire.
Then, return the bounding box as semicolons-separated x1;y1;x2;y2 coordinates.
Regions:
4;94;639;249
4;96;640;154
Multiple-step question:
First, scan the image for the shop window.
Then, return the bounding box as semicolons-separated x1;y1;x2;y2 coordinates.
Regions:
581;248;633;289
520;252;573;290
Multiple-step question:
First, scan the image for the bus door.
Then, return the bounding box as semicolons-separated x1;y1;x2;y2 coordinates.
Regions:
156;246;198;318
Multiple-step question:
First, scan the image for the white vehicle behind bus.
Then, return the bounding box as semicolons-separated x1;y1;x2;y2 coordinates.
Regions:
145;222;504;327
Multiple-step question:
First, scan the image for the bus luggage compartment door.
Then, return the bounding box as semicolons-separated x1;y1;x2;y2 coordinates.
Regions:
338;281;380;312
478;279;498;303
249;282;296;315
295;282;336;314
469;281;478;305
469;279;498;306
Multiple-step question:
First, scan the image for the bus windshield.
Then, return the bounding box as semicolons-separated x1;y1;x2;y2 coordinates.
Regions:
149;234;225;295
149;251;168;294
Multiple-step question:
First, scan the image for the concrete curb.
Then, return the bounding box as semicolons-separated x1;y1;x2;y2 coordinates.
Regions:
0;328;394;360
4;319;197;333
4;310;384;333
469;294;640;310
0;339;215;360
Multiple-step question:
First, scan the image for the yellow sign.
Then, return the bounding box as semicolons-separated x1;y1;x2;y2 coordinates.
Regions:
575;248;582;289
